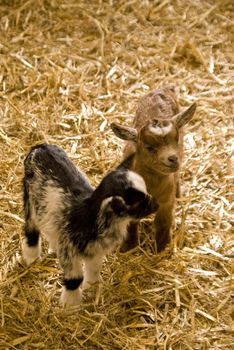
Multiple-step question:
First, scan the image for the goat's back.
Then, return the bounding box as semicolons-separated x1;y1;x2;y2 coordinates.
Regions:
133;87;179;130
24;143;93;196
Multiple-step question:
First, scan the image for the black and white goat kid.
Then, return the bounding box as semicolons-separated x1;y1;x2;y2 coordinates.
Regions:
22;144;158;306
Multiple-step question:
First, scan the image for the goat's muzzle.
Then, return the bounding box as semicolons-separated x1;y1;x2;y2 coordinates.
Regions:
128;194;159;219
162;155;180;172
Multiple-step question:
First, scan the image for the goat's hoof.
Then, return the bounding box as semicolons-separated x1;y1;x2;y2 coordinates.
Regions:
21;239;41;266
60;287;82;307
156;241;170;253
120;241;137;253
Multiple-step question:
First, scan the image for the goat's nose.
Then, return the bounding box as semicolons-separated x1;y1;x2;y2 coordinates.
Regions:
168;155;178;164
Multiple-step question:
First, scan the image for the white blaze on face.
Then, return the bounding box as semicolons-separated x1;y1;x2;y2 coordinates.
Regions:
149;122;173;136
127;170;147;194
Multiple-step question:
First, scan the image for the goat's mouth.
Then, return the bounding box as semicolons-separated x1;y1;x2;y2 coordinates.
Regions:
161;163;179;173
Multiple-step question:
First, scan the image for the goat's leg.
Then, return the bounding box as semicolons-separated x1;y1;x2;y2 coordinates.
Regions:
175;172;181;198
59;249;83;307
154;202;174;252
120;221;138;252
46;231;59;254
83;254;104;290
22;220;41;266
22;177;41;265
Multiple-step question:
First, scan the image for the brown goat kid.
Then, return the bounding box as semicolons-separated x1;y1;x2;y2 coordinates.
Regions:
111;87;196;252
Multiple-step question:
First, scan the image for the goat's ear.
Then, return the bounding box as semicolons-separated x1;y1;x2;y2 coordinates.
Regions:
110;123;138;142
111;196;127;215
173;102;197;129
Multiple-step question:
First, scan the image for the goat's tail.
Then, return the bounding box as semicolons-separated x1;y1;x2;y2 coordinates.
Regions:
23;176;31;221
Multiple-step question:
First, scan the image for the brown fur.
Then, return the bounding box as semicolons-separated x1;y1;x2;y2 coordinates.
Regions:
111;87;196;252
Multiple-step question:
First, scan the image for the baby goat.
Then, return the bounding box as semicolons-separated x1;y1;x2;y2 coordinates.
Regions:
111;87;196;253
22;143;158;306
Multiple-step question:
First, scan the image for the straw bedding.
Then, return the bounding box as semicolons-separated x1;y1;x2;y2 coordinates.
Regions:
0;0;233;349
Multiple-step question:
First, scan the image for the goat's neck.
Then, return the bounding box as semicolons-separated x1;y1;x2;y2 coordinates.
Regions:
133;155;175;203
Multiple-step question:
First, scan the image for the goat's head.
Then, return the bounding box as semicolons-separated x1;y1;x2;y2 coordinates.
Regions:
111;103;196;175
96;169;159;220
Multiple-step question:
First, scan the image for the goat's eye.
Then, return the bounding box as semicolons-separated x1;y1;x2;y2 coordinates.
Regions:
145;145;155;153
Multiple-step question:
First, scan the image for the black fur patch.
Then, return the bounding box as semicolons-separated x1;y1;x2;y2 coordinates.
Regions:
117;153;135;170
64;277;84;290
25;143;93;194
124;188;146;205
25;227;40;246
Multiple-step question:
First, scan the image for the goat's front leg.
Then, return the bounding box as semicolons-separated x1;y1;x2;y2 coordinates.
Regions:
154;201;174;253
59;247;83;307
174;172;181;198
83;254;104;290
120;221;138;252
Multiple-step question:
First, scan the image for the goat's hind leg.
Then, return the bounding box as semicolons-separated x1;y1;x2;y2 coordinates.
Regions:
22;175;41;265
22;220;41;266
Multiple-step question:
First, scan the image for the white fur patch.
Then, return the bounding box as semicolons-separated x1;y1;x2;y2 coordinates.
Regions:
127;170;147;194
85;213;131;257
22;237;41;266
60;286;82;307
43;183;65;212
149;123;172;136
36;184;64;246
116;217;131;239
